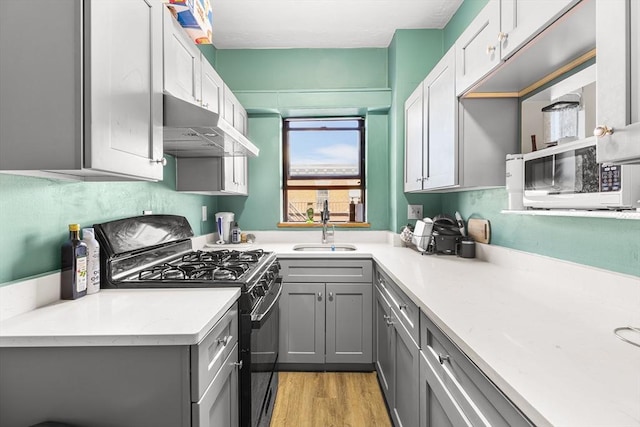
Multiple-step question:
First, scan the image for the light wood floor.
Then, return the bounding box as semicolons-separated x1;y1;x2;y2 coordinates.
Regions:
270;372;392;427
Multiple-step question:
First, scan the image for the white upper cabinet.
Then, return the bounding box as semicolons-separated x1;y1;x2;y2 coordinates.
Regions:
595;0;640;164
200;59;224;115
223;85;249;136
423;50;457;190
455;0;501;96
0;0;164;181
404;83;424;192
499;0;579;59
405;50;458;192
163;8;202;107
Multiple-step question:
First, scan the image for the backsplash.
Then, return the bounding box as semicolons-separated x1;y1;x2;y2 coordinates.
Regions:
0;156;218;285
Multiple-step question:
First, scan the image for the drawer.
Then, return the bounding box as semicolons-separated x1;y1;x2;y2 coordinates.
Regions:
420;311;532;427
375;266;419;346
279;259;372;283
191;302;238;401
192;343;239;427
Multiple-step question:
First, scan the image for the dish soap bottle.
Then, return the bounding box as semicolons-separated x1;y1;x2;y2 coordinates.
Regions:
306;203;314;223
231;222;242;244
82;227;100;294
61;223;88;300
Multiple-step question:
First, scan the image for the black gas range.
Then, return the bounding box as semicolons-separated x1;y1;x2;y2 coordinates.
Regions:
93;214;280;427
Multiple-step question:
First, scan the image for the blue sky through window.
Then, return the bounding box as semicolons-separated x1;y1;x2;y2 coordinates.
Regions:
289;130;360;166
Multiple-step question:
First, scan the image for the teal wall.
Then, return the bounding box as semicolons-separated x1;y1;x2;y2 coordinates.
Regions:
213;47;392;230
0;157;218;285
387;30;445;232
215;48;388;90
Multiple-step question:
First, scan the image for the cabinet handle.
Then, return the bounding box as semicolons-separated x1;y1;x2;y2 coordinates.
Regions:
594;125;614;137
399;304;408;311
438;354;450;365
232;360;243;370
416;177;422;183
318;292;322;301
497;32;508;42
216;336;231;346
383;315;391;320
152;157;167;167
385;319;394;326
328;292;334;301
486;45;496;55
202;102;209;108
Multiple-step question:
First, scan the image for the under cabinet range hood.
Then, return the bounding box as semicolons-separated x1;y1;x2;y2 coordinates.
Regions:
162;94;259;158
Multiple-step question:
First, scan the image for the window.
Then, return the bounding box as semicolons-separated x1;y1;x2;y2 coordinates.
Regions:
283;118;365;223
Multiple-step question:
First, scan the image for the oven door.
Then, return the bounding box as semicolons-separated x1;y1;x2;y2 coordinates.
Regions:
250;279;282;427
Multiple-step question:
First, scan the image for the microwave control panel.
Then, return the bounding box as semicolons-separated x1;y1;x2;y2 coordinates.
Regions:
600;164;621;192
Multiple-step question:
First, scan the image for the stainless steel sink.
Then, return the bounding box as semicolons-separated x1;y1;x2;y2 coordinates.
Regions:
292;243;357;252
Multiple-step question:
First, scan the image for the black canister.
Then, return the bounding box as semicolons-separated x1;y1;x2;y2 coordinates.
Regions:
456;237;476;258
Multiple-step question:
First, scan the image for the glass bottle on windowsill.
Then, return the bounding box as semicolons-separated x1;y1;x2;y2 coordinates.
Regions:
349;198;356;222
306;203;314;223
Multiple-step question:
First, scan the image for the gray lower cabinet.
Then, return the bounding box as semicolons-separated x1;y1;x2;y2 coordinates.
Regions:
278;259;373;367
375;284;420;427
0;303;239;427
419;311;533;427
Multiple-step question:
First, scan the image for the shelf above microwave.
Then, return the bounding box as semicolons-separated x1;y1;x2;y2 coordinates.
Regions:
501;209;640;220
462;0;596;98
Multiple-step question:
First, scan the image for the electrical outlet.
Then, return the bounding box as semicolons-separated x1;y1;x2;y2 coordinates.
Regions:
143;210;153;215
408;204;423;220
201;206;208;222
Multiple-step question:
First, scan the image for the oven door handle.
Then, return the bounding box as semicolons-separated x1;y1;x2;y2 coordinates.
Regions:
251;279;282;329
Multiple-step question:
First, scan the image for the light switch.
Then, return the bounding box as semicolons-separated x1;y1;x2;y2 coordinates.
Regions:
408;204;423;219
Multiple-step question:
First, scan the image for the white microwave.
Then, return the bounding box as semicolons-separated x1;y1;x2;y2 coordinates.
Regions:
522;137;640;210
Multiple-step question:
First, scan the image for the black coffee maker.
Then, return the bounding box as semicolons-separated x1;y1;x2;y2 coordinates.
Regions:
430;215;462;255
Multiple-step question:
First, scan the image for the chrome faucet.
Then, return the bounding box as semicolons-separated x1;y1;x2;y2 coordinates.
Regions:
321;200;334;244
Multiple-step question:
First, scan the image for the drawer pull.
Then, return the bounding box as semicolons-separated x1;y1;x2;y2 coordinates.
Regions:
438;354;450;365
399;304;408;311
385;316;394;326
216;336;231;346
232;360;243;370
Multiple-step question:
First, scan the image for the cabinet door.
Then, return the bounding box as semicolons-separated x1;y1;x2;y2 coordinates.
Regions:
233;156;248;195
419;353;472;427
455;0;501;95
375;288;395;409
423;49;457;190
392;313;420;427
163;7;202;106
86;0;164;181
235;105;249;136
596;0;640;164
500;0;579;59
192;345;239;427
223;85;237;126
279;282;325;364
201;56;224;114
404;83;424;192
325;283;373;364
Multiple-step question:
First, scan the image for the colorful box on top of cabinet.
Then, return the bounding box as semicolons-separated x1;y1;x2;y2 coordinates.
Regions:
165;0;213;44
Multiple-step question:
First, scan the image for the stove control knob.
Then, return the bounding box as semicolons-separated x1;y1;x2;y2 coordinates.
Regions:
255;285;266;297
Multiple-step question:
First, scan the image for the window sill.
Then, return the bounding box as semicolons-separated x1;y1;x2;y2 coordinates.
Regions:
277;222;371;228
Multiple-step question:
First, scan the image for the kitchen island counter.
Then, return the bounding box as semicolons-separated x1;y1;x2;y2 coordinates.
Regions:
0;287;240;347
218;238;640;427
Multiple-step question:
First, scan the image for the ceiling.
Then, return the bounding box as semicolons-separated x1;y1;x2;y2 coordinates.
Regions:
211;0;464;49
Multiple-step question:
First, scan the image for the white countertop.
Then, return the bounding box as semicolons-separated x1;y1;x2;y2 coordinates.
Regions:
0;288;240;347
206;237;640;427
1;233;639;426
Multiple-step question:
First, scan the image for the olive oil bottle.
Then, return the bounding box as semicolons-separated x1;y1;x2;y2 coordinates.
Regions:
61;223;88;300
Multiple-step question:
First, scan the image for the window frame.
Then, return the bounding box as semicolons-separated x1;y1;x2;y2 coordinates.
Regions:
282;117;366;223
